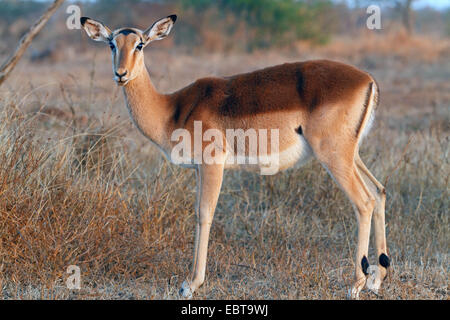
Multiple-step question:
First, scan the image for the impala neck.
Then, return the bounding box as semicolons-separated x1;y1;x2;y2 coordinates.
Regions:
122;64;172;147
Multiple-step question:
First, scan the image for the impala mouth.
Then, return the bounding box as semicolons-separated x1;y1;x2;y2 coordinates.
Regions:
116;79;129;86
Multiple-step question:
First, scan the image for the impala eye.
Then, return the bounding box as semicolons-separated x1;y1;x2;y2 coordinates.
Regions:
136;42;144;51
109;43;115;51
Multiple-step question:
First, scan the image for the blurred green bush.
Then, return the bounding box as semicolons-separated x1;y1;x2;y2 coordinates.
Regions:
178;0;333;50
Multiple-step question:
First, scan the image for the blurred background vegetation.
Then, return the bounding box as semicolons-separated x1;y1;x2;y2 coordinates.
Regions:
0;0;448;55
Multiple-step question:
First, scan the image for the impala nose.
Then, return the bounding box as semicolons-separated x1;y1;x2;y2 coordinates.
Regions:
115;69;128;83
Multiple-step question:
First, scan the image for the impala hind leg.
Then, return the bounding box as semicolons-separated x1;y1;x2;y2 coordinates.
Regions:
316;152;376;299
179;162;224;298
355;155;390;294
333;164;375;299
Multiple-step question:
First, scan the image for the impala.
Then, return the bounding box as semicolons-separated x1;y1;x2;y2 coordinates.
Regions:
80;15;390;299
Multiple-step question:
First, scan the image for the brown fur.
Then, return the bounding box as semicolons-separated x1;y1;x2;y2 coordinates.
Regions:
170;60;372;121
167;60;374;161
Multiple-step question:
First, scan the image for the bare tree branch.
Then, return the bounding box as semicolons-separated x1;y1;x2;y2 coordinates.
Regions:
0;0;65;87
402;0;415;34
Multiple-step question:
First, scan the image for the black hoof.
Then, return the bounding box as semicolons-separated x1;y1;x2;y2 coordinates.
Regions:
379;253;390;268
361;256;370;276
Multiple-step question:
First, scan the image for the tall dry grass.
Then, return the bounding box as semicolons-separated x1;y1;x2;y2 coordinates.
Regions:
0;35;448;299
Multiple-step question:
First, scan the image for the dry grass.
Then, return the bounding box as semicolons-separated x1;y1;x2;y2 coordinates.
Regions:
309;30;450;64
0;35;448;300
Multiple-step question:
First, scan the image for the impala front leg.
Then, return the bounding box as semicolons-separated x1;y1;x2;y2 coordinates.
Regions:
180;162;224;298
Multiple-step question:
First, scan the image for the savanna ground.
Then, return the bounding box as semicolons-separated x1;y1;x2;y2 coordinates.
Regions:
0;31;448;300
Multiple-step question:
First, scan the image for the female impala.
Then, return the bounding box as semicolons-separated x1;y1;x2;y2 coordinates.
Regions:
81;15;390;299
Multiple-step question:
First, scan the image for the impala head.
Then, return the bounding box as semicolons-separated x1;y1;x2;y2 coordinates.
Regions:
81;15;177;86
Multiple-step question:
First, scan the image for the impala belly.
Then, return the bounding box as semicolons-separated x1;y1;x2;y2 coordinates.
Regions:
224;130;313;174
277;133;313;170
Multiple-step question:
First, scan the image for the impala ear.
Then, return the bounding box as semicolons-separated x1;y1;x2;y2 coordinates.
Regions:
80;17;112;42
144;15;177;45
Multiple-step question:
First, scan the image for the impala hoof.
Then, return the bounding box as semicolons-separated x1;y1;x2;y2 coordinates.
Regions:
348;275;366;300
366;265;382;295
179;281;193;299
347;287;360;300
